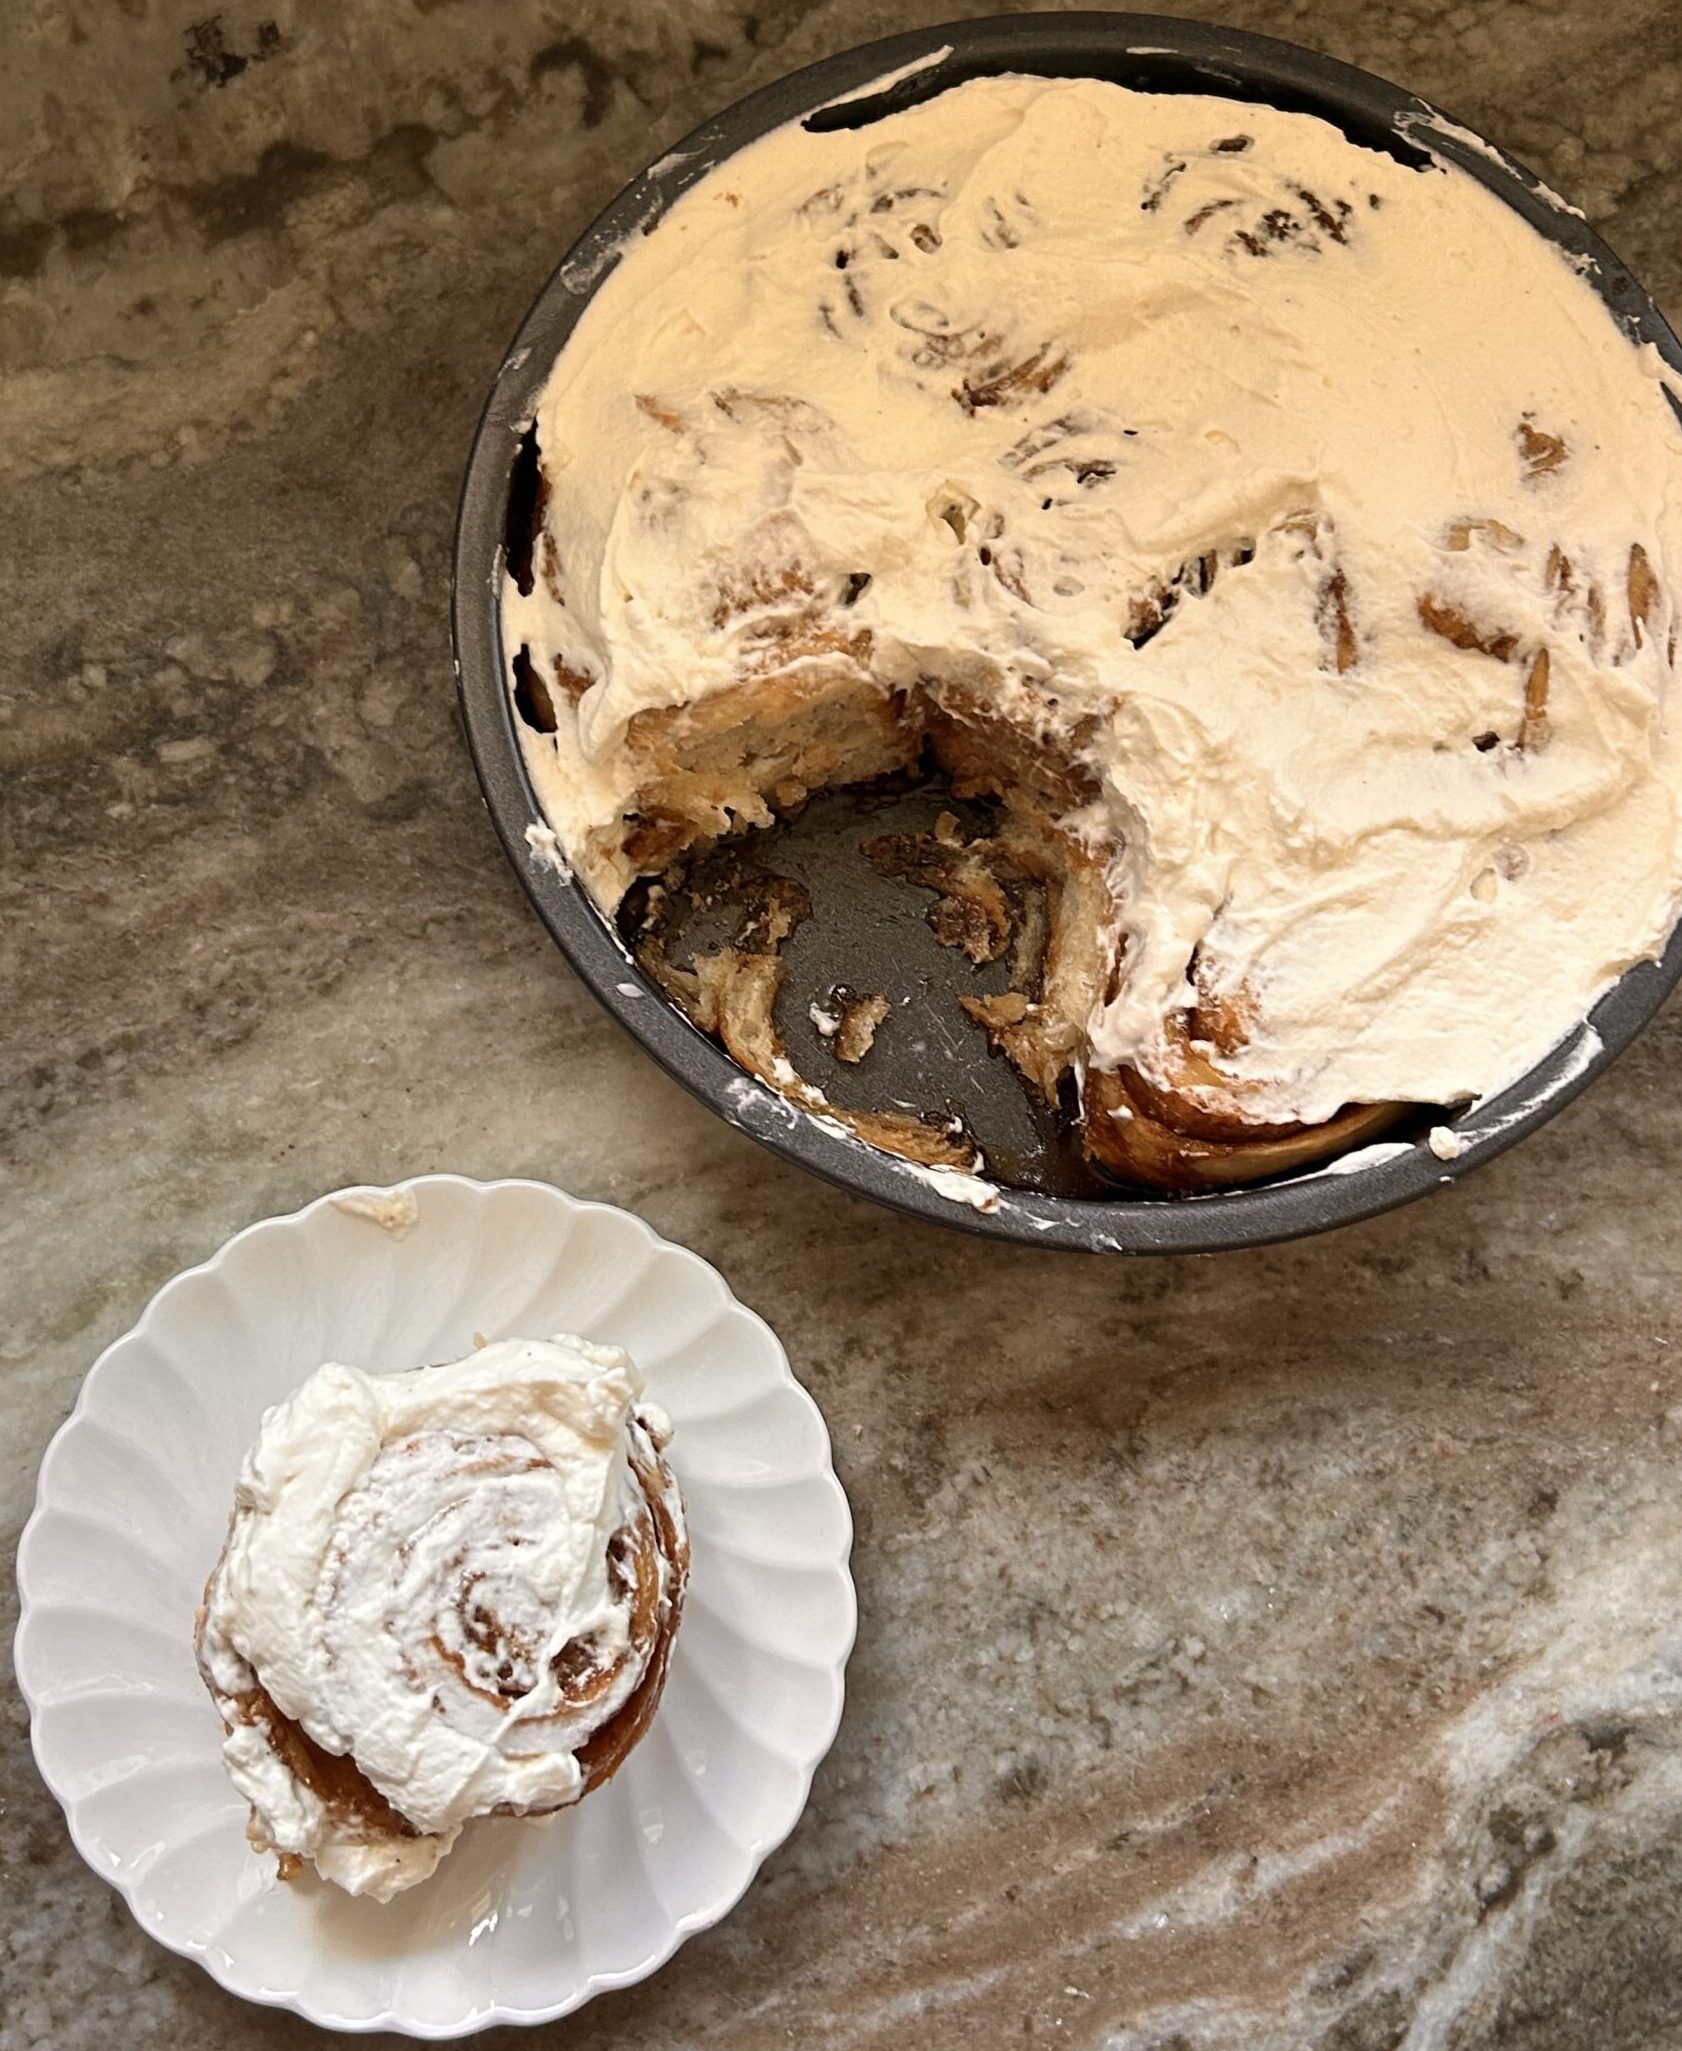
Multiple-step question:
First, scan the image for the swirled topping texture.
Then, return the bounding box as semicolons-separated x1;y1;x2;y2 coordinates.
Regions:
509;73;1682;1125
198;1337;682;1897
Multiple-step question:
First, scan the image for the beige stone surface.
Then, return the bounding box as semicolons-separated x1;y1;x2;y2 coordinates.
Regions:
6;2;1682;2046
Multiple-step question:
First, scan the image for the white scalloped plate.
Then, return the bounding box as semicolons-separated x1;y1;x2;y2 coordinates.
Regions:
13;1176;855;2037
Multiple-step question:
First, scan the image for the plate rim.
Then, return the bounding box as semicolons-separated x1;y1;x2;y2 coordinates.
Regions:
13;1172;858;2037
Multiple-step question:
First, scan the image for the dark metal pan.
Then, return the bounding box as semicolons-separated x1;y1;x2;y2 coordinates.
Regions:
453;11;1682;1253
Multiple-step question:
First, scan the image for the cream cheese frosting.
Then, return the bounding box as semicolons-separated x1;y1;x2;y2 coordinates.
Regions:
506;73;1682;1126
197;1336;679;1899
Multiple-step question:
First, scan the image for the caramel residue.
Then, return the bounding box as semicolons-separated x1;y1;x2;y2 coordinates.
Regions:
1519;648;1551;752
1317;568;1358;674
1230;186;1353;257
711;563;817;626
634;394;686;433
1139;153;1188;212
1446;517;1524;553
1183;197;1239;235
1517;414;1568;478
1126;586;1170;644
1629;541;1661;647
1544;545;1610;657
1418;593;1519;662
1419;588;1550;751
955;344;1070;413
1275;511;1355;670
621;807;694;868
1123;540;1255;651
1291;183;1353;244
984;547;1032;607
539;531;568;606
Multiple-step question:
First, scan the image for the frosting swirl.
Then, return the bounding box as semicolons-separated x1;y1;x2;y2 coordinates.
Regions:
508;74;1682;1126
197;1336;686;1898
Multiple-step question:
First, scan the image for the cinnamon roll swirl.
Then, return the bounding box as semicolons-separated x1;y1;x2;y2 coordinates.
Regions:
196;1336;686;1900
505;72;1682;1192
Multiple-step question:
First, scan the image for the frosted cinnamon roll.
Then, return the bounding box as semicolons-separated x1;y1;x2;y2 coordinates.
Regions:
506;72;1682;1192
195;1336;686;1900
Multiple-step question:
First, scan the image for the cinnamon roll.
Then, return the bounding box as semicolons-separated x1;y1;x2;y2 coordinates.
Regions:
505;72;1682;1192
195;1336;687;1900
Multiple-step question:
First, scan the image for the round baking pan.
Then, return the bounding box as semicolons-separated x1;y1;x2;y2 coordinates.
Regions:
453;10;1682;1254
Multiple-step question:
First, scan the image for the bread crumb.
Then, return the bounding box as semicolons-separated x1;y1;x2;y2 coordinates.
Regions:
836;992;891;1064
331;1188;419;1237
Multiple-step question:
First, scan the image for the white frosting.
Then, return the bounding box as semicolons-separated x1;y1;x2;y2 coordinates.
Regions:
198;1336;677;1899
524;818;572;878
902;1159;1002;1213
507;75;1682;1125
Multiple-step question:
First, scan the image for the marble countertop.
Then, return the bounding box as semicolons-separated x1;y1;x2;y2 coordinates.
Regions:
7;1;1682;2045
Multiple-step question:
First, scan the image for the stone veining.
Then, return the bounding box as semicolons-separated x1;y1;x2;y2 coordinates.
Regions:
7;2;1682;2047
